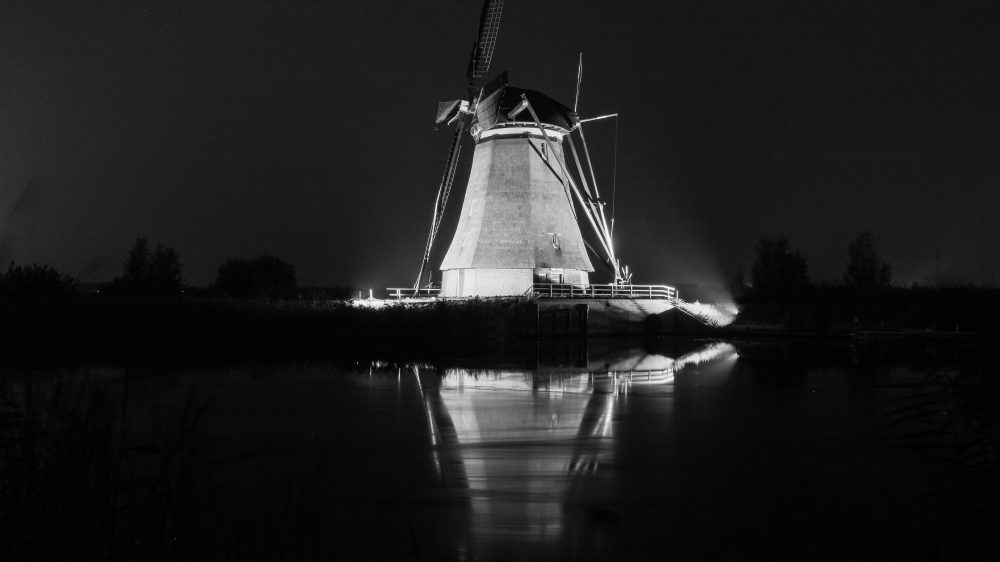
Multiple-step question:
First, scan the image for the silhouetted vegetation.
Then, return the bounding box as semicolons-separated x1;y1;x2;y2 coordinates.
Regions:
213;255;297;299
741;231;896;303
749;235;809;301
0;262;78;297
298;285;356;300
0;371;209;559
724;232;1000;335
730;284;1000;336
102;237;184;297
881;362;1000;558
844;231;892;291
0;297;535;366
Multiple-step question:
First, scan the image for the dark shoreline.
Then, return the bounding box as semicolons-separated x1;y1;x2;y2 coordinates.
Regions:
0;296;534;367
2;289;997;367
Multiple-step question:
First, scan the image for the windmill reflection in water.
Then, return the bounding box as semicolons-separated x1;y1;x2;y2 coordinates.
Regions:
407;341;737;556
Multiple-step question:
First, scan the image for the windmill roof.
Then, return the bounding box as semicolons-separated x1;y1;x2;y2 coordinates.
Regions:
475;82;578;132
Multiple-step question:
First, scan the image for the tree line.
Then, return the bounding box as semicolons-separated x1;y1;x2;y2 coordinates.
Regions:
1;237;353;300
742;231;893;301
0;231;957;302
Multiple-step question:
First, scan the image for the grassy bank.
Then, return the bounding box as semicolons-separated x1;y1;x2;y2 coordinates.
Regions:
5;287;998;367
728;286;1000;336
0;296;534;366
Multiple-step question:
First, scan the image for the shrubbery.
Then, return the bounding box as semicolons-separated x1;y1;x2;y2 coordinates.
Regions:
742;231;897;302
102;237;184;296
213;255;297;299
844;231;892;290
749;235;810;301
0;262;78;297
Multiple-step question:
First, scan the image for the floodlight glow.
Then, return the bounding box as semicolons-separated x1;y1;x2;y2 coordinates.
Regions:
673;342;738;369
676;299;739;327
348;297;392;309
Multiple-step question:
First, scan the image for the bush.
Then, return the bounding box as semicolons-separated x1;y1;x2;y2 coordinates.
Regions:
750;235;809;301
214;255;297;299
0;262;78;297
844;231;892;290
103;237;184;297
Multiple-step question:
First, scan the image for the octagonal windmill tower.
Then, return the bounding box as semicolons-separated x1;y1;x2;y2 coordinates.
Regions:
415;0;622;298
438;79;594;297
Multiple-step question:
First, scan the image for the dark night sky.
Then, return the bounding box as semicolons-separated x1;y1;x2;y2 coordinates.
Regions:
2;0;998;290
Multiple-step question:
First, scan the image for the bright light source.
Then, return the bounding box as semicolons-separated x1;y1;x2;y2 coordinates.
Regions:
349;298;392;309
676;299;739;327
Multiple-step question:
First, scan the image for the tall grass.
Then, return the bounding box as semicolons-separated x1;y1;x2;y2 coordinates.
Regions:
0;366;346;560
734;285;1000;334
880;363;1000;559
0;296;536;367
0;368;211;559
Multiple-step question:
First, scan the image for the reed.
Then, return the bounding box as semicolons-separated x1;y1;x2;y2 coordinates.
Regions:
0;368;208;559
879;363;1000;559
0;296;535;366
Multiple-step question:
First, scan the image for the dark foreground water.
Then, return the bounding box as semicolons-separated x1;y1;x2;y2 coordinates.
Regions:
2;338;997;561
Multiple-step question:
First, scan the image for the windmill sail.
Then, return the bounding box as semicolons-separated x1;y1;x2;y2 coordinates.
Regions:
414;0;505;292
467;0;504;81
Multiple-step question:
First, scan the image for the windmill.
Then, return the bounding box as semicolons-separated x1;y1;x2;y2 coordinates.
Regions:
415;0;626;298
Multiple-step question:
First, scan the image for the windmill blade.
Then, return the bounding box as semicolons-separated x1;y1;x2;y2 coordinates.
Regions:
414;0;504;292
573;52;583;112
414;115;470;292
466;0;504;82
428;119;467;248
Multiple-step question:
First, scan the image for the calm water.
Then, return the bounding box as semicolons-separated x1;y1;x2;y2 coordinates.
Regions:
3;339;996;560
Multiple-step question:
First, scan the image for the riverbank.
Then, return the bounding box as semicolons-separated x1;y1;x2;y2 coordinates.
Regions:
3;287;997;366
706;286;1000;340
0;296;534;366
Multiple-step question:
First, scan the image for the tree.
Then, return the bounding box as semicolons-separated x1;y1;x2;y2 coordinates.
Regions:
844;231;892;290
0;262;78;297
214;255;297;299
104;237;184;296
750;235;809;300
124;237;149;285
148;243;183;295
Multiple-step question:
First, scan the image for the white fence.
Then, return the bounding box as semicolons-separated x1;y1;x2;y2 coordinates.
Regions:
385;283;678;301
386;287;442;299
530;283;678;301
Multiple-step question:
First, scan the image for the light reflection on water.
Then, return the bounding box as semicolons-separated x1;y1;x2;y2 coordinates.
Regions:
407;342;738;559
6;340;981;560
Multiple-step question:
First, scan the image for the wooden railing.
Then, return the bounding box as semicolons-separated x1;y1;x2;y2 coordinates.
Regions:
386;287;442;299
529;283;678;301
386;283;679;301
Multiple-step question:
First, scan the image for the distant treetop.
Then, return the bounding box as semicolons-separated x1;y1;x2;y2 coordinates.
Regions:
844;231;892;290
103;237;184;296
0;262;78;297
750;235;810;301
214;255;297;300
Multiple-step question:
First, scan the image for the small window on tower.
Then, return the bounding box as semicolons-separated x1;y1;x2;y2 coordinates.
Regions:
550;232;561;250
540;142;547;160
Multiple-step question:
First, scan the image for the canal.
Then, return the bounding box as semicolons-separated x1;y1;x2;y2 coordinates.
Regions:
1;338;996;560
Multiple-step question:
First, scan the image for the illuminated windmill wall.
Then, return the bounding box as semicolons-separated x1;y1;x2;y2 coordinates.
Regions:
439;84;594;297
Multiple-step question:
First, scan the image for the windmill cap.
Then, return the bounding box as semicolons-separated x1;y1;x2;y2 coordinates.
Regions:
475;83;579;133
